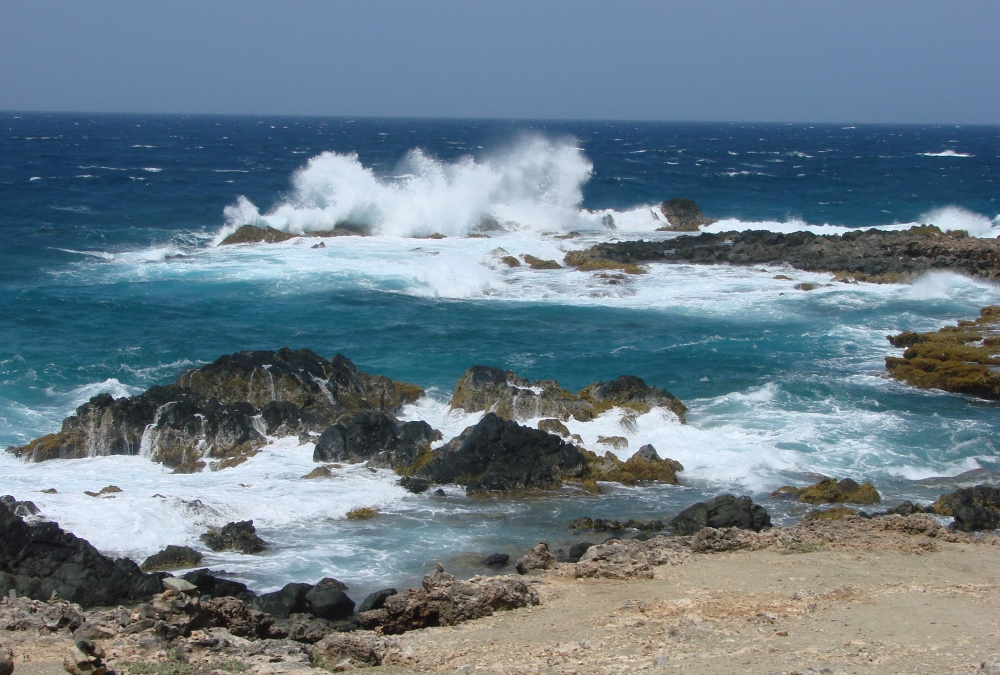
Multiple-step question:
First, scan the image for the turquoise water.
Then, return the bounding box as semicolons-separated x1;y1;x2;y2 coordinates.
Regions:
1;114;999;600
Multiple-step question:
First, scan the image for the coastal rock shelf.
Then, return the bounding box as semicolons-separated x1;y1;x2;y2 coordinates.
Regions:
886;305;1000;399
565;225;1000;282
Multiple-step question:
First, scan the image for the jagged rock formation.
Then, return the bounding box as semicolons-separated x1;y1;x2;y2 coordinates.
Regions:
0;501;163;608
932;485;1000;531
356;564;538;634
564;226;1000;282
312;411;440;471
449;366;686;423
139;545;203;572
656;198;715;232
219;224;367;246
8;348;424;472
886;306;1000;399
771;477;881;505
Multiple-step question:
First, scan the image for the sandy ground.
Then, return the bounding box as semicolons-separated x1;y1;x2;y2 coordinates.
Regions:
4;537;1000;675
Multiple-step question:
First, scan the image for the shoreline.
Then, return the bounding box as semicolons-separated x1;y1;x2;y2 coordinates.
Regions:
2;515;999;674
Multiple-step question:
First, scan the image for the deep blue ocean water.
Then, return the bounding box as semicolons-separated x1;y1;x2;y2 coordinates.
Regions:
2;113;999;597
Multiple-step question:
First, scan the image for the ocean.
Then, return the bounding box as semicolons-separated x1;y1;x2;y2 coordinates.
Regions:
2;113;999;601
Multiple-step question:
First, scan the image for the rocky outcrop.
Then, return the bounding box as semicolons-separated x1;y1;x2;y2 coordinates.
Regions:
8;348;425;471
579;445;683;487
312;632;404;668
514;543;557;574
139;545;203;572
0;501;163;608
669;495;772;536
656;198;715;232
0;495;39;518
564;226;1000;283
772;477;881;505
181;569;257;605
449;366;686;423
932;485;1000;531
886;306;1000;399
356;564;538;635
312;411;440;472
412;413;586;493
219;224;366;246
220;224;298;245
200;520;268;554
569;536;691;579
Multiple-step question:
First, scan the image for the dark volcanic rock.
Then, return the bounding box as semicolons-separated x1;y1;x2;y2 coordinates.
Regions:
139;545;203;572
358;588;398;613
199;520;267;554
312;412;440;471
9;348;424;470
0;501;163;608
398;476;430;493
933;484;1000;531
482;553;509;567
257;582;313;618
181;568;257;604
670;495;772;536
657;198;715;232
449;366;685;423
305;578;355;620
568;542;594;563
415;413;586;493
564;226;1000;283
0;495;39;518
219;224;298;245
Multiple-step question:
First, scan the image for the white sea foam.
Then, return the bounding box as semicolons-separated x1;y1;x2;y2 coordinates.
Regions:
919;150;973;158
219;136;595;240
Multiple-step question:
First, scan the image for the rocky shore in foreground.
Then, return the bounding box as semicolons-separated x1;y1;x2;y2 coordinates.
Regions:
2;502;999;675
565;225;1000;282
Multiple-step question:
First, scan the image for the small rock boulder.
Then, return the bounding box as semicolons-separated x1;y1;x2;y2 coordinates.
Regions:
656;198;715;232
199;520;267;553
515;543;557;574
774;477;881;505
670;494;772;536
140;545;203;572
305;578;355;621
398;476;430;494
933;484;1000;531
358;588;397;613
257;582;313;618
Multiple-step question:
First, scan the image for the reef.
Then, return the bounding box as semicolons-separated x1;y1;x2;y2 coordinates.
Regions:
564;225;1000;282
885;305;1000;399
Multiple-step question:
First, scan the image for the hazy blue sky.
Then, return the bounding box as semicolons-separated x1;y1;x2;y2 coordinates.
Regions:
1;1;998;123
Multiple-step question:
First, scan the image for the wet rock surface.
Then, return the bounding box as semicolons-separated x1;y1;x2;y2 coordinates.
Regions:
933;485;1000;531
449;365;685;423
656;197;716;232
0;502;162;609
886;305;1000;399
312;412;440;472
565;225;1000;282
413;413;587;493
199;521;267;554
7;348;424;471
772;477;882;505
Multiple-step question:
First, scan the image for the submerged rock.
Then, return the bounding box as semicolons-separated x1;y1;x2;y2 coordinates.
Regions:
773;477;881;505
670;495;772;536
933;484;1000;531
199;520;267;554
0;501;163;608
139;545;203;572
449;365;686;423
8;348;424;471
656;198;715;232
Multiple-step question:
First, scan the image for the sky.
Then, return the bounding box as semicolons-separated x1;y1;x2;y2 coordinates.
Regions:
1;1;998;124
